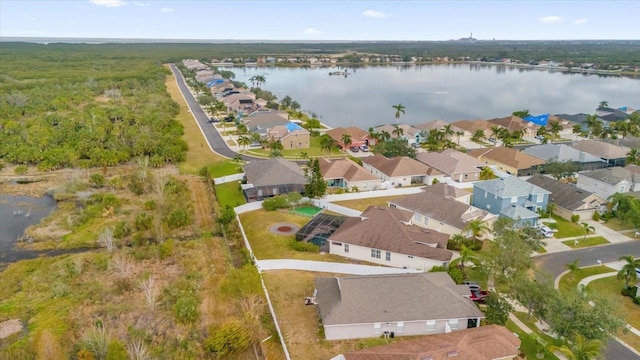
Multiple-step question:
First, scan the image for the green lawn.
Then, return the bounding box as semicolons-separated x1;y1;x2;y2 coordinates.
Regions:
558;265;616;293
514;312;563;347
587;276;640;330
214;181;245;208
542;215;585;238
561;236;609;249
208;160;243;178
505;319;559;360
603;218;636;231
244;135;344;158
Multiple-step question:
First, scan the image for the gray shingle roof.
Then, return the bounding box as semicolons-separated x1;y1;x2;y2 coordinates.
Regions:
578;166;639;185
500;204;539;220
521;144;605;163
474;176;550;198
527;174;606;211
242;158;306;187
315;272;484;326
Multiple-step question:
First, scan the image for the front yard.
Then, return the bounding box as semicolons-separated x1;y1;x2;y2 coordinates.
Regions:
542;215;586;238
561;236;610;249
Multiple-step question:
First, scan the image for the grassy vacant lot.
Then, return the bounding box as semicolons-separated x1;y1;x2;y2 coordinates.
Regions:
561;236;609;249
245;136;344;158
208;160;243;178
332;195;402;212
263;270;425;360
542;215;585;238
557;265;616;293
214;181;245;208
239;209;347;262
603;218;636;231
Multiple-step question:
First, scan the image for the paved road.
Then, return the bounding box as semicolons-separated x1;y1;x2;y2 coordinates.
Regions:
169;64;239;159
534;241;640;277
535;242;640;360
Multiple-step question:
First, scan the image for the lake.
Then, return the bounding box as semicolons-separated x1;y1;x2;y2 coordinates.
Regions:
226;64;640;129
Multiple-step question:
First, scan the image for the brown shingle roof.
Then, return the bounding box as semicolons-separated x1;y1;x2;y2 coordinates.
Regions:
571;140;630;159
467;146;545;170
488;115;539;132
390;184;492;230
318;157;379;182
325;127;370;142
362;154;435;177
315;272;483;326
450;119;493;133
341;324;520;360
415;149;483;177
414;120;467;134
329;206;453;261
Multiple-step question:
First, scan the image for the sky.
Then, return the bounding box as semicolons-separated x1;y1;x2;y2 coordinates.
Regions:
1;0;639;41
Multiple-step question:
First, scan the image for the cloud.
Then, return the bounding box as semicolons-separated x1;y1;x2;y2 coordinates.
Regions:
363;9;389;18
132;1;150;6
89;0;127;7
538;16;564;23
161;7;174;13
574;18;588;25
302;28;321;35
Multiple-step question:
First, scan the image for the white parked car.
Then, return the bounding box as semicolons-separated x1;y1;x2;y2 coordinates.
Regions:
538;225;555;238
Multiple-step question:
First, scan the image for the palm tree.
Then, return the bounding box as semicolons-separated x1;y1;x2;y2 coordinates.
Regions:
479;167;496;180
546;203;557;220
472;129;485;142
442;139;457;150
450;245;480;277
392;124;404;138
549;332;604;360
549;120;563;143
599;100;609;109
489;126;502;146
455;131;464;145
341;133;352;149
627;148;640;166
392;103;406;124
441;124;454;140
233;153;243;163
268;139;284;151
464;219;490;241
379;130;391;142
368;127;380;143
320;134;335;153
238;135;251;149
299;151;309;160
254;75;266;88
581;222;595;242
565;259;580;280
501;137;514;148
585;114;600;139
617;255;640;287
512;109;531;118
572;124;583;139
248;75;257;87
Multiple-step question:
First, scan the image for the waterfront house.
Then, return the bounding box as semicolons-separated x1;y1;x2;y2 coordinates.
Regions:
488;115;539;138
325;127;373;149
373;124;422;146
415;149;484;183
362;154;441;187
522;143;607;172
571;140;629;167
314;272;483;340
266;123;310;150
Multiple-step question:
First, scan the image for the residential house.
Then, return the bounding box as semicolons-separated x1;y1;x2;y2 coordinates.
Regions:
555;113;591;132
241;158;307;202
335;324;521;360
327;206;453;270
415;149;484;183
597;106;630;123
522;143;607;172
325;127;373;149
467;147;545;176
314;272;484;340
571;140;629;167
243;111;290;136
451;119;493;139
373;124;423;146
389;183;495;237
222;93;256;113
415;120;471;143
527;174;608;221
472;176;550;226
576;166;640;200
362;154;442;187
524;114;577;139
319;157;381;192
488;115;539;138
266;123;310;150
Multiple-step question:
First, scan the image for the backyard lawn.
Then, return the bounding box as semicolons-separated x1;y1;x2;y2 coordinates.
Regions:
542;215;585;238
214;181;245;208
561;236;609;249
208;160;243;178
332;195;403;212
238;209;349;262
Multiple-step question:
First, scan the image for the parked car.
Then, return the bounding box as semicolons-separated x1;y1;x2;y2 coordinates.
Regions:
488;137;496;143
538;225;555;238
463;281;481;292
470;290;490;303
349;146;359;152
209;117;219;123
411;142;421;148
359;145;369;152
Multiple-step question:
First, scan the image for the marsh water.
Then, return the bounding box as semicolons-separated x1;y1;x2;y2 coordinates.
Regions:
228;64;640;129
0;194;58;263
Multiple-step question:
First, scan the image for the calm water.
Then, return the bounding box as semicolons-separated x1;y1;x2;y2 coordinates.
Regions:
228;64;640;129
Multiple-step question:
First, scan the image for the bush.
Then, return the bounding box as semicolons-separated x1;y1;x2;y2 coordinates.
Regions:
158;239;175;260
166;208;191;229
112;222;131;239
89;174;106;188
173;294;200;324
205;321;251;357
447;266;464;283
289;239;319;252
262;195;289;211
134;213;153;231
14;165;28;175
144;200;156;211
571;214;580;223
217;205;236;225
592;212;601;221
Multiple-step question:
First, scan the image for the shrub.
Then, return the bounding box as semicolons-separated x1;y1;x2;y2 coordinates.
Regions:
158;239;175;260
592;212;601;221
205;321;251;357
173;294;200;324
217;205;236;225
14;164;28;175
429;265;447;272
447;266;464;283
262;195;289;211
134;213;153;231
621;287;630;297
127;177;145;195
113;222;131;239
143;200;156;211
571;214;580;223
166;208;191;229
106;340;127;360
0;161;4;171
289;239;319;252
89;174;106;188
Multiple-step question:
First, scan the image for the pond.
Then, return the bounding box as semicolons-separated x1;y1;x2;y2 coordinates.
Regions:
0;194;63;264
227;64;640;129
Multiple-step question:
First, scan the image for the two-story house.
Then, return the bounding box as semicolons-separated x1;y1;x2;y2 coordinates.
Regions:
472;176;550;226
576;166;640;200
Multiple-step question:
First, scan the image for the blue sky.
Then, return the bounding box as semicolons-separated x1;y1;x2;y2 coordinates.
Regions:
1;0;638;40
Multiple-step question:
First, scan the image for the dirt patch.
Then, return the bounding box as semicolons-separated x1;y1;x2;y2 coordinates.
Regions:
0;319;23;340
269;223;300;235
183;176;214;231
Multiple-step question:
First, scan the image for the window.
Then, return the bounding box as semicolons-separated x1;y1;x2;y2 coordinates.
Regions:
415;214;423;223
620;185;626;192
332;242;342;246
397;321;404;333
374;323;381;335
537;194;544;202
426;320;436;331
484;190;488;198
511;196;518;203
448;319;459;330
371;249;381;259
344;244;349;253
386;252;391;261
